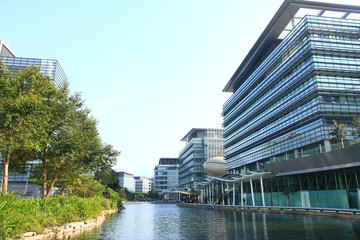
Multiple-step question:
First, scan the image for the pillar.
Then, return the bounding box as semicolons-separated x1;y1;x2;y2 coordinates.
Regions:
221;182;225;205
226;182;230;205
233;182;236;205
241;181;244;206
260;176;265;207
324;140;331;152
250;178;255;206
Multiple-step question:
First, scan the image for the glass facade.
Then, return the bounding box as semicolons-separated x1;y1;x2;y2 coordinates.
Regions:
0;56;68;87
202;1;360;210
134;176;151;193
179;128;224;189
223;15;360;173
211;167;360;209
117;172;135;192
154;158;179;192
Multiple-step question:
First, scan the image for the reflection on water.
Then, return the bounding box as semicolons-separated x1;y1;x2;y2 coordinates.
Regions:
73;204;360;240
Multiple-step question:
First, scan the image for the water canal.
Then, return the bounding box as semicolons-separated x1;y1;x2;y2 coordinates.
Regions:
73;203;360;240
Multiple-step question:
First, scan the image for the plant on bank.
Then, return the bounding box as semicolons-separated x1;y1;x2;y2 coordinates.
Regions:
0;192;119;240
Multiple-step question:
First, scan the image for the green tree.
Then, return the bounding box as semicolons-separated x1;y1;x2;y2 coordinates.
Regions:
0;64;58;192
352;117;360;139
95;168;120;190
63;174;106;198
32;100;120;197
26;86;120;198
148;190;160;200
329;120;347;143
134;193;145;201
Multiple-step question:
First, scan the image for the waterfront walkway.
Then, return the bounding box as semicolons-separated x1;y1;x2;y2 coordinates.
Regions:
178;202;360;218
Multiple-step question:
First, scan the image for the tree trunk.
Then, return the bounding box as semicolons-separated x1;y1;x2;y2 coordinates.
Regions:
42;143;49;198
1;149;10;192
45;173;59;198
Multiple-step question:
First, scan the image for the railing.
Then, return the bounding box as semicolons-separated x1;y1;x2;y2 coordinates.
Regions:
179;203;360;216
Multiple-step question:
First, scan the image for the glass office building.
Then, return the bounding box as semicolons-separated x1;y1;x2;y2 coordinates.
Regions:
154;158;179;192
117;172;135;192
212;1;360;209
134;176;152;193
0;56;67;87
179;128;224;189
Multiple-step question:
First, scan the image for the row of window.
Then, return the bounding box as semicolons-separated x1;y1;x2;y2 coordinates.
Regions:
224;16;360;170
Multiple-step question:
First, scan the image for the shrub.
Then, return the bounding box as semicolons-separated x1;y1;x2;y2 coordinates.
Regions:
0;193;118;240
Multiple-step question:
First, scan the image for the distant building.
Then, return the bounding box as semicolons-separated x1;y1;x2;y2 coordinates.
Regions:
117;171;135;192
134;176;151;193
154;158;179;192
150;177;154;191
178;128;224;190
0;40;68;196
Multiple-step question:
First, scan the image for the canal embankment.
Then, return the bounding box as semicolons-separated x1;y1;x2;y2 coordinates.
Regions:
178;202;360;219
0;193;122;240
16;209;118;240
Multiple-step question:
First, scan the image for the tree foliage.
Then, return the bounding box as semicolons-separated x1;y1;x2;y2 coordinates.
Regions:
0;62;120;196
95;167;120;190
329;120;347;143
61;174;106;198
0;64;59;191
352;117;360;139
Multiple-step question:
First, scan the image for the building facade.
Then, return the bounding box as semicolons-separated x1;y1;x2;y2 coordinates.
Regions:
211;0;360;209
154;158;179;192
117;171;135;192
178;128;224;190
134;176;152;193
0;40;67;87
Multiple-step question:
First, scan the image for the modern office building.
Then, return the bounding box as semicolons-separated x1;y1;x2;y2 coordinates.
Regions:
0;40;68;196
154;158;179;192
209;0;360;209
179;128;224;190
134;176;152;193
117;171;135;192
0;40;67;87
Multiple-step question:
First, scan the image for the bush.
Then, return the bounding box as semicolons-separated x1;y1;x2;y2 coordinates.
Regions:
0;192;118;240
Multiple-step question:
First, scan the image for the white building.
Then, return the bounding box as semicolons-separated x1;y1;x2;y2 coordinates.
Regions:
134;176;151;193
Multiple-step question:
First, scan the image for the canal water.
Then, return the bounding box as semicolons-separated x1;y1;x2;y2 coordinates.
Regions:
73;203;360;240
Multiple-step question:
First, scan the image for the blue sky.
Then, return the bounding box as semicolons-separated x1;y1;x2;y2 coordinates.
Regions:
0;0;358;177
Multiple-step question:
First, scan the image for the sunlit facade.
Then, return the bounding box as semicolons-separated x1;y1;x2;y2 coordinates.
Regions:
205;0;360;209
117;172;135;192
223;2;360;173
134;176;152;193
178;128;224;189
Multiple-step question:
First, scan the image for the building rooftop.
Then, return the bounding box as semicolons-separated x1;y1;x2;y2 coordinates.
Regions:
0;40;16;57
223;0;360;93
180;128;222;142
117;171;134;176
158;158;179;165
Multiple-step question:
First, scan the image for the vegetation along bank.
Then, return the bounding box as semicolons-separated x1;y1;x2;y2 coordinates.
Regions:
0;193;123;240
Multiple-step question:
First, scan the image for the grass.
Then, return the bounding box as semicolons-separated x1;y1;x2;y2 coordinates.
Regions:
0;192;119;240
